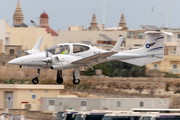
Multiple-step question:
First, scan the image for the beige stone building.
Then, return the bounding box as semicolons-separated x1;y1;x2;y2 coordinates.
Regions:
0;84;64;111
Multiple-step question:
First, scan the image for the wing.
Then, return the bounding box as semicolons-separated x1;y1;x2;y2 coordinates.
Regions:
71;52;117;65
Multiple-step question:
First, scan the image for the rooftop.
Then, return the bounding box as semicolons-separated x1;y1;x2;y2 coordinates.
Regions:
0;84;64;90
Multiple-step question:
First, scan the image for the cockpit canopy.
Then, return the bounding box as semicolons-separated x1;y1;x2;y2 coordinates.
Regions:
46;44;90;55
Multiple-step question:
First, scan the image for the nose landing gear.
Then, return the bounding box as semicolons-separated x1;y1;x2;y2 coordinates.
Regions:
32;69;40;84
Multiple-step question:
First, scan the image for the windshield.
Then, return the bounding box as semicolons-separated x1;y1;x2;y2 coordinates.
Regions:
86;115;104;120
47;44;70;55
142;117;152;120
75;114;83;120
102;116;114;120
55;112;64;120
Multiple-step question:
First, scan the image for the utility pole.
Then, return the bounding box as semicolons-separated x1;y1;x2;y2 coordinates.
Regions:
166;0;169;28
152;7;154;25
103;0;106;28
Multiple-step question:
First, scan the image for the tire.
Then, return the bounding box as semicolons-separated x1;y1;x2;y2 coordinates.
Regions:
32;77;39;84
73;79;80;85
56;77;63;84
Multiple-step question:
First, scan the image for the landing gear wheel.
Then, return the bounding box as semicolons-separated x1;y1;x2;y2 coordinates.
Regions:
32;77;39;84
73;79;80;85
56;77;63;84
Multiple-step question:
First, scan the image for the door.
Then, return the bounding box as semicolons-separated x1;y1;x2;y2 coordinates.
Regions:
48;100;55;111
5;91;13;109
80;100;87;111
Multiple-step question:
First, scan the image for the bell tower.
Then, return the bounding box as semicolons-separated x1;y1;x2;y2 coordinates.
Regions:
13;0;24;26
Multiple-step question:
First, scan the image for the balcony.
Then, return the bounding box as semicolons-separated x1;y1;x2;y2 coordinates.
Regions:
169;69;180;73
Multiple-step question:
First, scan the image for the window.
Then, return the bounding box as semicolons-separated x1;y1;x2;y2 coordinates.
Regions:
10;49;14;55
73;45;90;53
17;50;22;56
117;101;121;107
68;27;71;31
159;101;162;105
134;44;142;47
45;90;48;93
49;100;55;105
137;32;145;39
47;45;70;55
154;64;158;69
59;100;62;106
178;34;180;39
173;64;177;69
167;35;171;42
80;101;87;106
140;101;144;107
29;90;33;93
2;62;5;66
127;31;134;39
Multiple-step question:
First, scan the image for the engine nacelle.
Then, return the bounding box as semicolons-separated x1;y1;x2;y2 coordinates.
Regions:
51;61;70;70
50;54;79;70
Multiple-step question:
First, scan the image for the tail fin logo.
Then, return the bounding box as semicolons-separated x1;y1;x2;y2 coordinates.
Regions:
145;42;155;48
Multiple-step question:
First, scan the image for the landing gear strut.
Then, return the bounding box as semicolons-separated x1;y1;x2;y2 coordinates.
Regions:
73;68;80;85
32;69;40;84
56;70;63;84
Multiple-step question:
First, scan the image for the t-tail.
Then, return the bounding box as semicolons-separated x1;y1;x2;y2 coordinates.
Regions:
120;31;173;66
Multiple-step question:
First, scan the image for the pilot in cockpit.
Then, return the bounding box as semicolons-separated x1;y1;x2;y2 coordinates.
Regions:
62;45;69;54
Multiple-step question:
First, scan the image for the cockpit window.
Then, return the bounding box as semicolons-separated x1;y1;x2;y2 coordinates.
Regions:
73;45;90;53
46;45;70;55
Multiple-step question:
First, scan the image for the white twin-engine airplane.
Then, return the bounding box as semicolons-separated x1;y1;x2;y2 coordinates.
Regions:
8;31;172;85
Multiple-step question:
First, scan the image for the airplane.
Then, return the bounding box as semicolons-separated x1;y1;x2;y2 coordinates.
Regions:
8;30;173;85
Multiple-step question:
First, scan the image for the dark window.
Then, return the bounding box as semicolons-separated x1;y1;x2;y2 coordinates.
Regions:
86;115;104;120
117;101;121;107
10;49;14;55
49;100;55;105
73;45;90;53
178;34;180;39
140;101;144;107
17;50;22;56
2;62;5;66
59;100;62;106
80;101;86;106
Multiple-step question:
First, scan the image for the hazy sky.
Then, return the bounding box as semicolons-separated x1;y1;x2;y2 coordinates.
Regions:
0;0;180;31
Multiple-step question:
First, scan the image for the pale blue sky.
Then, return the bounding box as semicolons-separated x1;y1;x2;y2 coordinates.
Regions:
0;0;180;31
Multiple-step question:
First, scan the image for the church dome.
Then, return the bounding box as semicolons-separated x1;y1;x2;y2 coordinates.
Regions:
40;12;49;18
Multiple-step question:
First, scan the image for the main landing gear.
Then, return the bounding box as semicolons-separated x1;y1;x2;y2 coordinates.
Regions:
56;70;63;84
55;68;80;85
73;68;80;85
31;68;81;85
32;69;40;84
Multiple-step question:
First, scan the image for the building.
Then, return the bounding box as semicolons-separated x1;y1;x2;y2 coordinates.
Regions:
13;0;27;27
0;84;64;111
41;97;169;111
39;11;58;36
146;29;180;76
0;0;56;52
0;20;6;53
119;13;128;31
88;13;99;31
